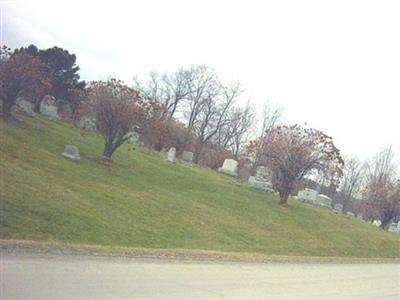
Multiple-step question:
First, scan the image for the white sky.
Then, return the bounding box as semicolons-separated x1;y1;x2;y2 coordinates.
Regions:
1;0;399;164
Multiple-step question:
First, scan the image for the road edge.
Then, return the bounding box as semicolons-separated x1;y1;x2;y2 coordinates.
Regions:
1;239;399;264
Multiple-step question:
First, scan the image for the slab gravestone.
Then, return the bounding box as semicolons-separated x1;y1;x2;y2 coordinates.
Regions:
40;95;59;120
388;221;400;234
297;188;318;203
315;194;332;208
181;151;194;162
166;147;176;163
218;159;238;177
248;176;274;193
61;145;80;160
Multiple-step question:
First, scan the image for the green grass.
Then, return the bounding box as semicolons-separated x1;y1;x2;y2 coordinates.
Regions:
1;114;399;258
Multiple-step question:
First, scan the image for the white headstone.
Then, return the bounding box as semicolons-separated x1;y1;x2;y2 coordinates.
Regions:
297;188;318;203
218;159;238;177
346;211;355;218
182;151;194;162
62;145;80;160
166;147;176;163
315;194;332;208
372;220;381;227
248;176;274;193
40;95;59;120
78;116;97;131
388;222;400;234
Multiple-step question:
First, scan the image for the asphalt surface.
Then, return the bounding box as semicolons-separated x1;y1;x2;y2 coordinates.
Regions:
1;252;399;299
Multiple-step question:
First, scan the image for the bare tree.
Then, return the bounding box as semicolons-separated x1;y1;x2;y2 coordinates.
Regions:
260;99;283;137
252;100;283;168
134;65;258;160
216;100;255;156
337;155;366;213
185;65;221;129
367;145;397;184
133;69;191;119
194;82;240;146
162;68;192;118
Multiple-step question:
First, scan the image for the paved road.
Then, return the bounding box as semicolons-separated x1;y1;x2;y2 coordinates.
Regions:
1;252;399;299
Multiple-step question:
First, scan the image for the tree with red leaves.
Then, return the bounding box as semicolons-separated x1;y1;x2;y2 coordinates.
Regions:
362;146;399;228
82;79;146;158
362;181;399;229
0;46;52;115
247;125;344;205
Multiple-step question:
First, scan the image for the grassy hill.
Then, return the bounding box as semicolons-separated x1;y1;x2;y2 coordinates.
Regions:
1;114;399;258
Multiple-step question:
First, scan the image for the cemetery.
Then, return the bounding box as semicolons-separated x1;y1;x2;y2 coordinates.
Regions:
1;114;399;259
1;4;399;298
0;43;399;261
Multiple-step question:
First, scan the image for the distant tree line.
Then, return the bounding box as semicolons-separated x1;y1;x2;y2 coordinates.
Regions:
132;65;258;162
301;146;399;229
0;44;85;114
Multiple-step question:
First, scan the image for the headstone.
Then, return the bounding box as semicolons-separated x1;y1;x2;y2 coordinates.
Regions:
388;221;400;234
15;97;34;116
346;211;355;218
61;145;80;160
166;147;176;163
125;131;141;145
372;220;381;227
218;159;238;177
77;116;97;131
40;95;59;120
181;151;194;162
255;166;273;182
315;194;332;208
248;176;274;193
333;203;343;213
297;188;318;203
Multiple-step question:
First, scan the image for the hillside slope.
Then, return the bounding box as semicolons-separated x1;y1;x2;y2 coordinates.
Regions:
1;114;399;258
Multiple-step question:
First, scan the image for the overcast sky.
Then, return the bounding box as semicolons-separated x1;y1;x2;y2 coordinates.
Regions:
1;0;399;164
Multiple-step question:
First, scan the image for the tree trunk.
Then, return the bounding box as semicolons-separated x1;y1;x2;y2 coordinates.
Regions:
102;142;116;158
279;191;290;205
2;99;14;115
379;216;393;230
